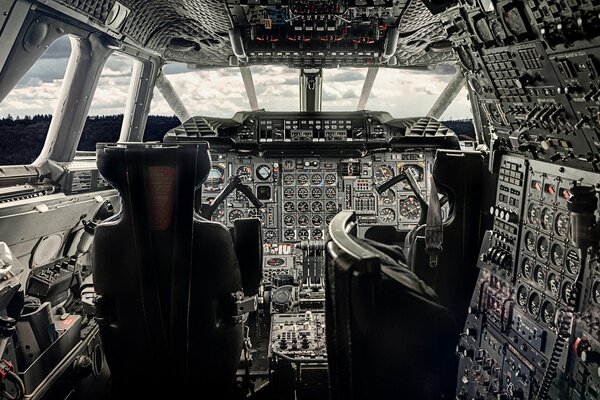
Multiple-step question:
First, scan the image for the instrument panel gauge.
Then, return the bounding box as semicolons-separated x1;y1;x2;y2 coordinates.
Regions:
298;174;309;185
312;229;323;240
521;258;533;279
516;285;528;307
229;209;244;224
311;174;323;185
566;250;580;275
312;215;323;226
550;243;564;267
325;174;336;185
536;236;549;259
398;196;421;220
284;214;295;227
379;189;396;205
541;301;555;325
265;230;277;241
326;214;335;225
256;164;272;181
562;281;573;303
527;291;541;316
311;201;323;213
325;187;337;198
298;215;309;227
284;201;295;212
555;213;569;237
283;174;295;185
298;187;309;199
524;231;535;253
400;164;424;190
236;166;253;182
533;265;546;289
284;188;295;199
380;208;396;224
248;209;264;221
326;201;338;213
592;281;600;304
374;165;394;184
284;229;296;241
205;165;225;190
540;208;553;231
311;187;323;198
298;229;309;241
547;272;560;297
298;202;309;213
527;203;540;225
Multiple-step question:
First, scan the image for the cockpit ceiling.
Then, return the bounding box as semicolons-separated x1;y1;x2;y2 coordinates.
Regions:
52;0;456;68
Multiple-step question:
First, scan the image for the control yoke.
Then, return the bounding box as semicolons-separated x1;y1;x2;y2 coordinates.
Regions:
376;170;428;226
201;175;264;220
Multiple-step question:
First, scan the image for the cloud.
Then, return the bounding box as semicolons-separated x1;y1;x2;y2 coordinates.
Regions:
40;36;71;59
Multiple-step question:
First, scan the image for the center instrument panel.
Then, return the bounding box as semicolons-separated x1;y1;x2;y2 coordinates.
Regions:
201;151;433;241
457;154;600;400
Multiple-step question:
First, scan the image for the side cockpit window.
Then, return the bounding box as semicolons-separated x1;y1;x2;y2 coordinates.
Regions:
77;53;134;151
0;37;71;165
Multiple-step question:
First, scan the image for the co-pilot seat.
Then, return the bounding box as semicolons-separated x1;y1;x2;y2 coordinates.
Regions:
93;143;260;396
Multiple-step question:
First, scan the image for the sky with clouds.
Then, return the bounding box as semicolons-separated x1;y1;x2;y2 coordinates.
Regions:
0;36;472;120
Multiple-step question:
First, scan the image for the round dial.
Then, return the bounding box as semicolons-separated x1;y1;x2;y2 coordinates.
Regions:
298;187;309;199
248;209;264;221
256;164;272;181
517;285;529;307
312;229;323;240
374;165;394;184
379;189;396;205
298;215;309;227
236;166;253;182
325;187;337;198
527;203;540;225
229;209;244;224
312;215;323;226
555;213;569;237
326;214;335;225
566;250;580;275
298;229;309;241
205;165;225;189
401;164;424;189
380;208;396;223
592;281;600;304
298;201;309;213
284;215;295;227
325;173;336;185
527;292;541;316
283;174;295;185
311;201;323;213
547;272;560;297
541;301;555;325
284;229;296;241
534;265;546;289
537;236;549;259
265;230;277;241
284;188;295;199
398;196;422;220
562;281;573;303
297;174;309;185
311;174;323;185
326;201;338;213
524;231;535;253
284;201;295;212
311;187;323;198
540;208;554;231
521;258;533;279
550;243;564;267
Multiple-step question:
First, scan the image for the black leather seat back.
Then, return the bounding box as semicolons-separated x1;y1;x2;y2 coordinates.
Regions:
327;212;458;400
93;143;244;393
